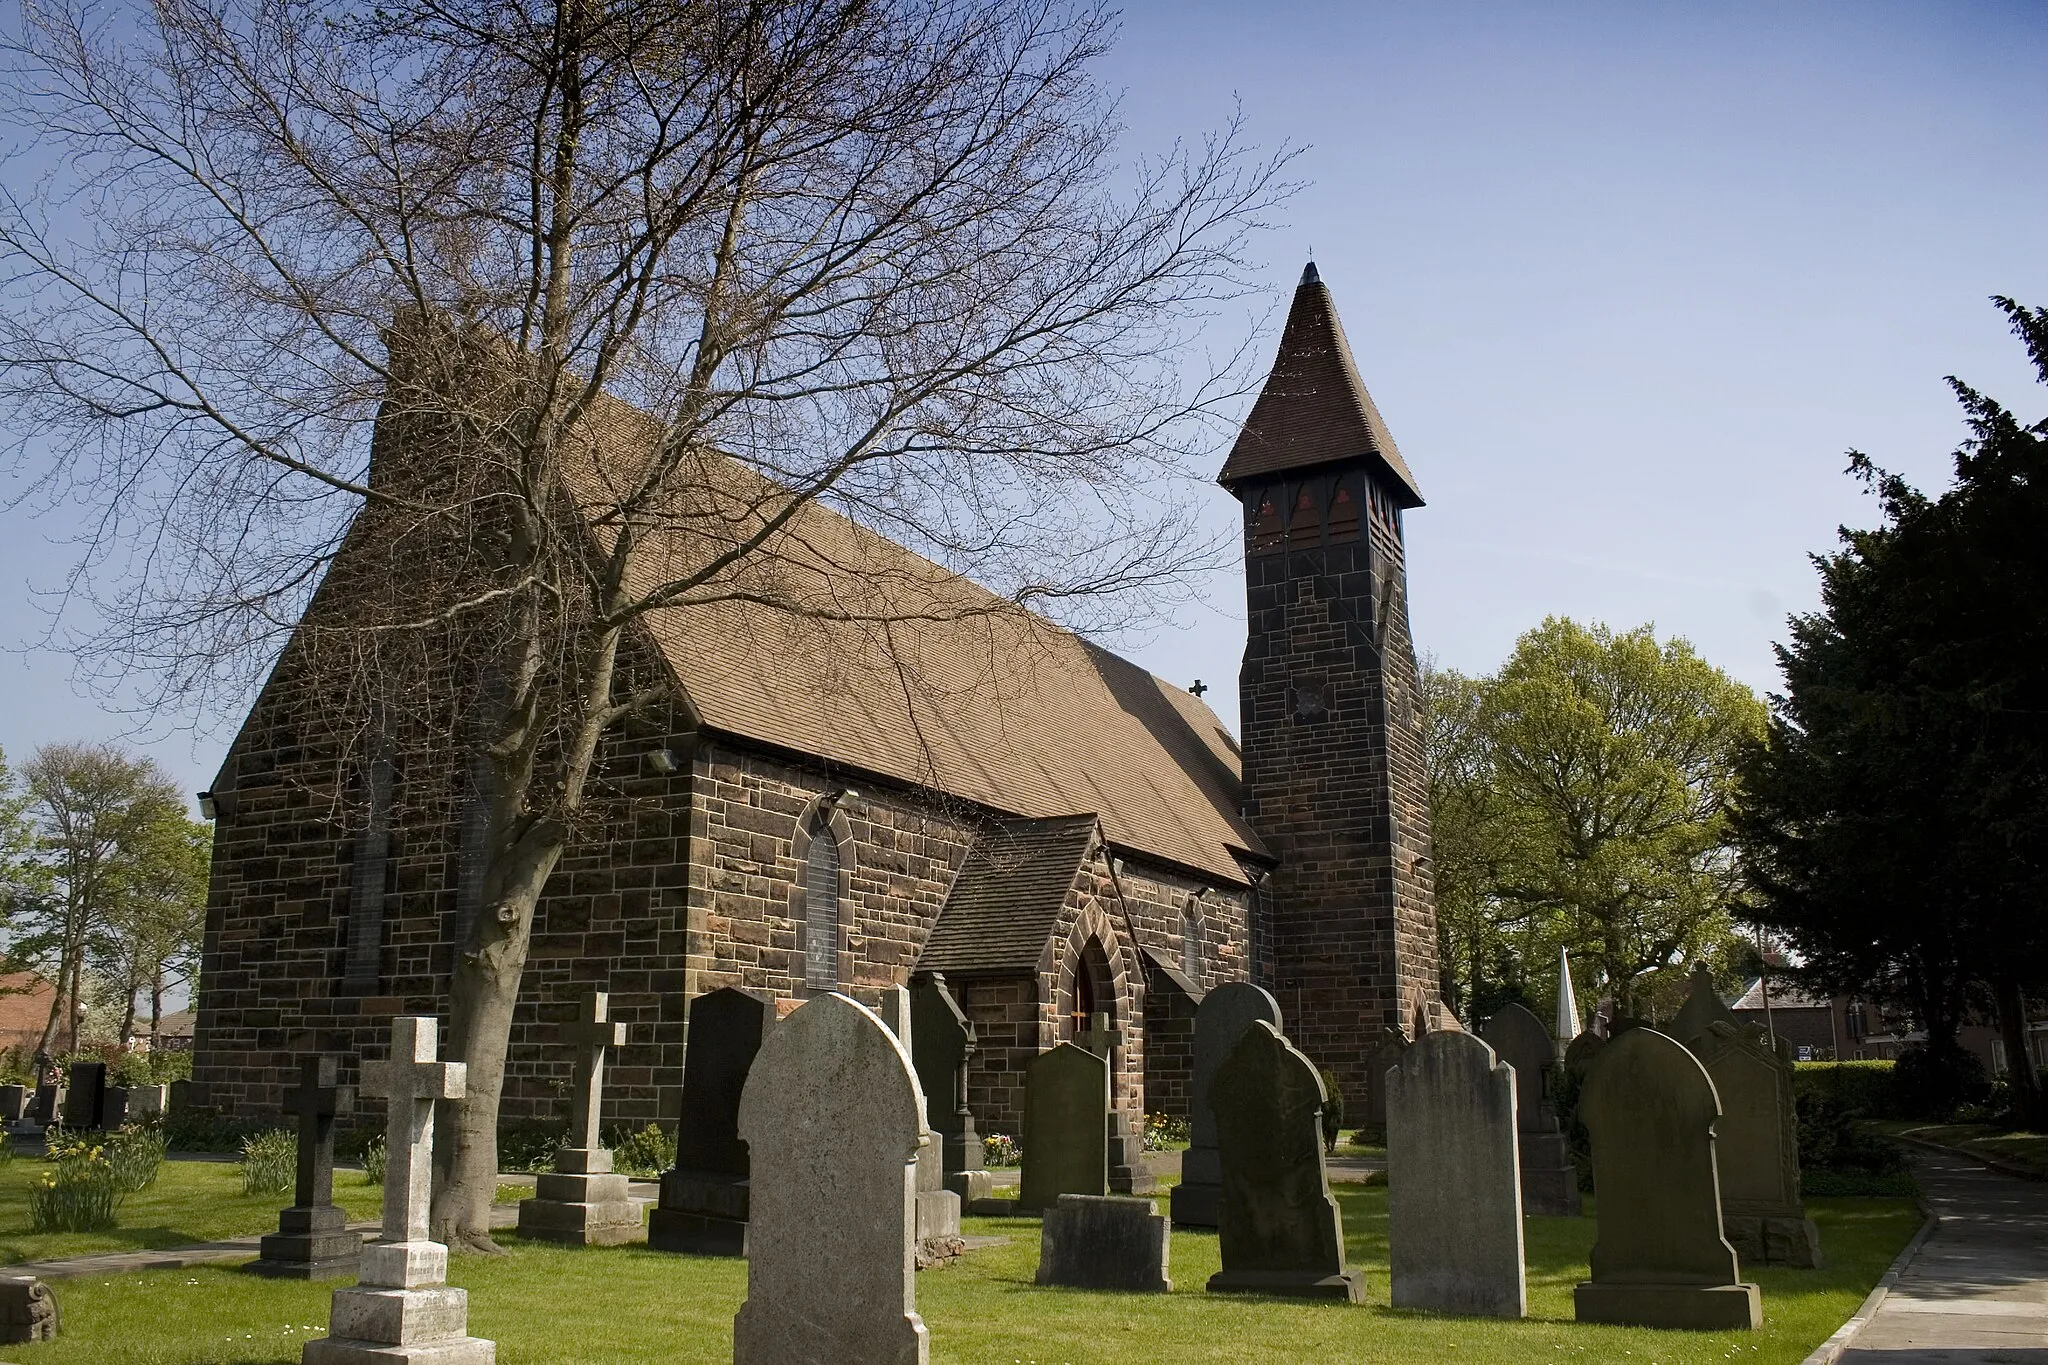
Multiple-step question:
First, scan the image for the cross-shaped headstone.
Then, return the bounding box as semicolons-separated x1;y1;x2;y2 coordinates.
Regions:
361;1017;466;1253
563;991;627;1157
285;1056;353;1210
1080;1011;1117;1059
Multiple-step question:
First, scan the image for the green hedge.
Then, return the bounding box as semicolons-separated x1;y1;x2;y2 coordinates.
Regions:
1793;1060;1898;1119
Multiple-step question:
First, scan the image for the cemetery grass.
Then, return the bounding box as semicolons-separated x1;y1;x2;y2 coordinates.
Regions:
0;1158;384;1265
12;1188;1918;1364
1871;1119;2048;1178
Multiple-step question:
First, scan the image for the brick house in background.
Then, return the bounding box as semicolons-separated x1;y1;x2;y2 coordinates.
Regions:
189;264;1439;1147
0;972;57;1057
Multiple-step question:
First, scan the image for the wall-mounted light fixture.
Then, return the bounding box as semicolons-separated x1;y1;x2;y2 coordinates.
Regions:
196;791;218;820
647;749;679;775
825;786;859;806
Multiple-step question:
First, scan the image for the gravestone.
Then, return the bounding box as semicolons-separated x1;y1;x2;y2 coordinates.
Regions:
60;1063;106;1130
1170;982;1282;1228
649;986;771;1255
304;1016;493;1365
1690;1021;1822;1267
249;1056;362;1279
28;1084;60;1127
1562;1030;1606;1081
0;1277;57;1343
0;1084;23;1124
1573;1027;1761;1330
167;1078;194;1114
1077;1012;1151;1195
1387;1029;1525;1318
1670;965;1739;1045
879;986;963;1260
1358;1025;1411;1137
1208;1020;1364;1302
125;1084;169;1121
518;991;643;1246
1035;1194;1170;1293
102;1087;131;1129
1018;1043;1109;1214
910;974;991;1205
1480;1003;1580;1216
733;992;928;1365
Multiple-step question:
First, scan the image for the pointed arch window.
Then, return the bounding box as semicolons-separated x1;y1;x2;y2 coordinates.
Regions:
803;810;842;989
1181;904;1203;983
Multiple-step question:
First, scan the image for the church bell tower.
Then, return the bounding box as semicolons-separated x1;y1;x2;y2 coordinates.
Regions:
1221;263;1439;1115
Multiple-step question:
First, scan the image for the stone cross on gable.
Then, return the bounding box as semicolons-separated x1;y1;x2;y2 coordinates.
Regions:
563;991;627;1156
285;1057;353;1210
360;1016;466;1271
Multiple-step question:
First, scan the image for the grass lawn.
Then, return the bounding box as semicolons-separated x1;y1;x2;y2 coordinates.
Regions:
0;1156;385;1265
3;1186;1919;1364
1870;1120;2048;1178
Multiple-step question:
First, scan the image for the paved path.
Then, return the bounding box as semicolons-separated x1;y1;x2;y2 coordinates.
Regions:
1834;1149;2048;1363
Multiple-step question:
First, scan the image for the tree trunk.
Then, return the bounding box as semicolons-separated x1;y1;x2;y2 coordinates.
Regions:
118;988;138;1050
430;826;565;1251
149;970;164;1045
1993;974;2046;1130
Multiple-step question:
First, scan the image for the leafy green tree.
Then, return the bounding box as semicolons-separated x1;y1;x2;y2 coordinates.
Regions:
0;745;52;985
1420;657;1520;1021
1479;619;1765;1017
93;808;210;1047
1738;297;2048;1125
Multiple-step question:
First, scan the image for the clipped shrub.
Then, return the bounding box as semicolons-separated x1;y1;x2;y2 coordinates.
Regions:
165;1109;268;1154
108;1123;167;1193
1315;1067;1345;1154
361;1135;387;1186
30;1145;121;1232
240;1127;297;1197
982;1133;1021;1167
1892;1043;1991;1123
1793;1060;1899;1120
607;1122;677;1179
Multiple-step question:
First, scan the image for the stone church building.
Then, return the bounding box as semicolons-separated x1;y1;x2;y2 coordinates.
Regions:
189;263;1439;1146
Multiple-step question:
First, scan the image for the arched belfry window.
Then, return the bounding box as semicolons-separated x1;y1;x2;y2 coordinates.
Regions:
803;809;842;989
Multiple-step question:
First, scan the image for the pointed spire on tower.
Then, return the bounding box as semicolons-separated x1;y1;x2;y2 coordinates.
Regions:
1218;262;1424;504
1555;948;1580;1060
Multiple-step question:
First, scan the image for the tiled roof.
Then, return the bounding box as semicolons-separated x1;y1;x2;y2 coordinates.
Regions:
1731;979;1831;1013
915;815;1101;975
1216;263;1424;506
562;399;1267;886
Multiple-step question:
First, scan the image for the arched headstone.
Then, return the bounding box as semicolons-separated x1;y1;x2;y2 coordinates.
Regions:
1170;982;1281;1228
1690;1021;1821;1267
1019;1043;1109;1213
1480;1003;1579;1216
734;993;929;1365
650;986;772;1255
1573;1028;1761;1330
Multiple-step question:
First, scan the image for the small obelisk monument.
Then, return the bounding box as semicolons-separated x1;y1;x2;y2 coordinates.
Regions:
304;1016;494;1365
518;991;643;1245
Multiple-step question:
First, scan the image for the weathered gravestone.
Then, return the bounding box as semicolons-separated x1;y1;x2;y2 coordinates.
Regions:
1019;1042;1109;1214
1170;982;1281;1228
167;1077;194;1114
733;992;929;1365
1208;1020;1364;1302
28;1084;60;1127
1574;1027;1761;1331
879;986;963;1262
909;974;991;1206
1670;965;1740;1045
125;1084;169;1121
249;1056;361;1279
304;1016;493;1365
1690;1021;1821;1267
1076;1012;1151;1194
102;1086;131;1129
1387;1028;1526;1318
0;1084;23;1125
60;1063;106;1130
1036;1194;1170;1293
518;991;643;1246
649;986;770;1255
1357;1025;1412;1138
1481;1003;1580;1217
1562;1029;1606;1081
0;1276;57;1343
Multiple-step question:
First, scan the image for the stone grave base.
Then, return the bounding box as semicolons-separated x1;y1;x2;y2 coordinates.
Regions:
1725;1214;1822;1269
1106;1132;1156;1195
915;1234;967;1270
0;1276;57;1343
1206;1268;1365;1302
1036;1195;1170;1293
1573;1280;1762;1330
648;1169;747;1255
963;1196;1018;1216
304;1285;495;1364
516;1172;645;1247
250;1206;363;1279
1517;1130;1582;1217
945;1170;993;1204
1167;1181;1220;1228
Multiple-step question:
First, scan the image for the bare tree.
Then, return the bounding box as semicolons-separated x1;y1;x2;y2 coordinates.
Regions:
0;0;1291;1245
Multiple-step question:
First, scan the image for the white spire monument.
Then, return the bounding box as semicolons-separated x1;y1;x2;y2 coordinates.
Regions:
1555;948;1581;1061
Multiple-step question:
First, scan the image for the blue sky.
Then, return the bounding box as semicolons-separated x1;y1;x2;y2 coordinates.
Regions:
2;0;2045;802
